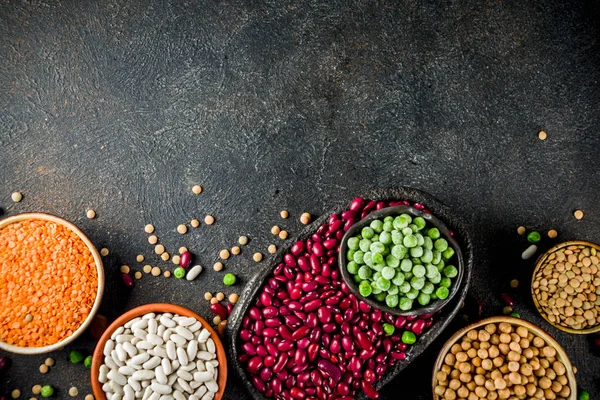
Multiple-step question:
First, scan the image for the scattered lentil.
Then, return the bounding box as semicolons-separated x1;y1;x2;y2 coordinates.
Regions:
134;271;142;280
231;246;241;255
229;293;239;304
68;387;78;397
213;262;223;272
538;130;547;140
280;210;289;219
517;226;526;235
154;244;165;255
212;315;222;325
548;229;558;239
300;212;311;225
144;224;155;233
238;236;248;245
216;292;225;301
210;297;219;305
574;210;584;220
279;230;288;240
11;389;20;398
253;252;263;262
204;292;213;301
172;255;181;265
151;266;161;277
148;235;158;244
32;385;42;394
11;192;22;202
190;219;200;228
192;185;202;195
204;215;215;225
86;209;96;219
268;244;277;254
160;252;170;261
510;279;519;289
100;248;109;256
143;265;152;274
120;265;130;274
39;364;48;374
136;254;144;262
271;225;281;235
178;246;188;255
177;224;187;234
85;395;94;400
163;270;171;278
219;249;230;260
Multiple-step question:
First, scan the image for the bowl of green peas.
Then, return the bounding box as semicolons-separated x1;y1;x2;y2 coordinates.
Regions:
339;205;464;316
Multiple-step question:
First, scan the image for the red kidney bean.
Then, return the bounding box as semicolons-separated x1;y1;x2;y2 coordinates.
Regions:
263;328;279;338
277;340;294;352
296;256;310;273
317;307;331;323
270;378;283;394
375;353;387;364
266;343;279;357
260;292;273;307
257;345;269;357
306;313;318;328
361;380;379;399
337;382;350;396
375;363;386;377
360;348;376;360
328;219;343;233
284;254;297;268
242;342;257;355
391;351;406;360
288;301;302;312
251;336;261;346
349;197;365;212
248;356;264;373
500;293;514;307
407;315;418;321
307;343;319;361
273;352;289;373
260;367;273;382
319;348;331;360
254;320;265;336
317;359;342;382
284;267;295;280
290;287;302;300
363;369;375;384
291;241;305;256
312;242;324;257
301;281;318;293
411;319;425;335
286;375;297;389
363;200;377;212
330;338;341;354
291;326;310;340
249;307;262;321
280;305;291;315
278;325;294;341
304;299;321;312
297;337;310;349
264;355;276;367
323;238;337;249
342;336;354;352
394;316;407;329
263;306;279;319
323;323;337;333
370;309;382;323
355;332;372;351
383;338;393;353
375;201;387;210
252;376;266;392
413;202;424;210
349;356;362;373
179;251;192;268
240;329;252;341
265;318;280;328
425;318;434;328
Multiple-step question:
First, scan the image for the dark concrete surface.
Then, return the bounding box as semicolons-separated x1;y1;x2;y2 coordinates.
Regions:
1;0;599;398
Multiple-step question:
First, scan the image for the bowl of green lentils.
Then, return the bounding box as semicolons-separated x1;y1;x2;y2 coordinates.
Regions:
339;205;464;316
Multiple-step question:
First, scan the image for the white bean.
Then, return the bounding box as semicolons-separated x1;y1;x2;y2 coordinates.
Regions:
113;326;125;337
123;341;138;357
108;370;127;386
181;362;196;371
153;346;167;359
188;321;202;332
142;313;156;320
189;395;199;400
142;386;153;400
161;357;172;375
176;347;189;366
177;378;192;394
178;317;196;327
205;362;214;376
148;392;160;400
206;338;216;354
104;339;116;357
104;354;118;370
147;333;164;346
197;351;214;361
158;396;173;400
143;356;161;370
157;324;166;336
193;371;212;382
201;391;214;400
198;342;207;352
155;365;167;385
166;341;177;360
133;328;148;339
522;244;538;260
196;361;206;371
148;318;158;335
118;366;136;376
99;365;109;383
132;318;148;330
163;329;173;343
150;382;172;395
123;384;135;400
167;372;178;386
186;265;203;281
128;377;141;392
197;329;210;343
170;334;186;346
131;336;142;345
208;360;219;368
125;317;141;329
136;341;155;350
205;380;218;393
110;380;124;395
190;381;202;389
130;352;151;366
160;315;176;328
173;390;186;400
193;386;207;398
175;326;194;340
116;334;134;343
177;369;193;381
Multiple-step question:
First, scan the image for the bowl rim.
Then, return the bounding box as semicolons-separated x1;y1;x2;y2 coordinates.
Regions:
431;316;577;400
90;303;228;400
531;239;600;335
338;205;465;316
0;212;105;355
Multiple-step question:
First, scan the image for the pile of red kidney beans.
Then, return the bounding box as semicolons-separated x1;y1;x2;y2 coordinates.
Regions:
238;198;438;399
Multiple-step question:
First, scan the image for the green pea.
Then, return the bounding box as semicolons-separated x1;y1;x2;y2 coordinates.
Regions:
387;284;399;295
372;252;384;265
359;239;372;252
421;282;435;294
401;227;413;236
381;266;396;280
374;292;387;302
509;312;520;318
383;323;395;335
70;350;84;364
578;390;590;400
436;260;446;271
41;385;54;398
359;281;372;297
406;287;419;299
403;235;418;248
425;264;439;279
410;276;425;291
392;271;405;286
400;213;412;223
363;252;374;267
402;331;416;344
404;271;414;281
370;219;384;233
430;292;438;300
436;286;449;300
372;263;385;272
429;273;442;284
527;231;541;243
423;236;433;250
371;281;382;294
376;277;391;291
409;246;424;258
391;231;404;245
399;297;413;311
353;274;362;284
399;281;411;293
391;244;407;259
385;254;400;268
408;224;418;233
434;238;448;252
442;247;455;260
370;242;385;254
371;234;379;242
432;250;442;264
417;292;431;306
84;355;93;369
420;249;433;264
386;294;399;308
384;216;394;223
427;227;440;239
223;273;237;286
415;233;424;246
347;249;356;261
400;259;413;272
393;215;408;229
353;251;365;264
381;246;390;257
362;226;375;239
358;265;372;280
411;257;422;265
379;231;392;245
383;221;394;232
347;237;360;250
440;277;452;288
346;261;358;275
413;217;426;230
412;265;426;278
373;271;382;282
444;265;458;278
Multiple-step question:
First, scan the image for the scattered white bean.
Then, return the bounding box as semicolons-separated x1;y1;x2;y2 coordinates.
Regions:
131;352;151;366
160;315;176;328
155;365;167;385
522;244;538;259
177;378;193;394
186;265;203;281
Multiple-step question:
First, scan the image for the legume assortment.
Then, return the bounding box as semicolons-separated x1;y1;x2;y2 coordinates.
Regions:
237;198;440;400
98;312;219;400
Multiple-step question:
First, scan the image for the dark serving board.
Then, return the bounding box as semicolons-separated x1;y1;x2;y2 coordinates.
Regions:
225;187;474;400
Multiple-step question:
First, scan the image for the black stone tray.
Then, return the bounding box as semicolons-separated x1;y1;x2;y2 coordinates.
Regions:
225;187;474;400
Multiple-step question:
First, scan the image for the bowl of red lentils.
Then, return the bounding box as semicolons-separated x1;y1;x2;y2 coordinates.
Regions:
0;213;105;354
432;316;576;400
532;240;600;334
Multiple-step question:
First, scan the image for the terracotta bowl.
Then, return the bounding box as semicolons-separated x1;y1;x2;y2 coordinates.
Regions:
91;303;228;400
0;212;105;355
432;316;576;400
532;240;600;334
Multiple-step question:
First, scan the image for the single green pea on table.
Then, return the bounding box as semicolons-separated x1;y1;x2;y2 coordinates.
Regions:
346;213;458;312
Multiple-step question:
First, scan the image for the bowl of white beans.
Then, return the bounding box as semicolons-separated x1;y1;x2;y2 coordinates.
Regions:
91;303;227;400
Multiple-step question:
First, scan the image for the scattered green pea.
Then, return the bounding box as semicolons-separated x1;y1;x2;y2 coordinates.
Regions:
510;312;521;318
84;355;92;369
527;231;541;243
174;267;186;279
402;331;416;344
223;273;237;286
41;385;54;398
383;323;395;335
69;350;84;364
578;390;590;400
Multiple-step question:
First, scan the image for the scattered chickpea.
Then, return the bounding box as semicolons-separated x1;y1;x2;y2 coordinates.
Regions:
213;262;223;272
204;215;215;225
154;244;165;255
120;265;130;274
143;265;152;274
510;279;519;289
219;249;230;260
216;292;225;301
229;293;239;304
172;255;181;265
163;271;171;278
11;389;20;399
204;292;213;301
300;212;311;225
134;271;142;280
86;209;96;219
271;225;281;235
231;246;241;255
11;192;22;203
100;248;109;256
279;230;288;240
210;297;219;305
69;387;78;397
136;255;144;262
144;224;155;234
538;130;547;140
85;395;94;400
178;247;188;255
177;224;187;234
190;219;200;228
161;252;170;261
32;385;42;394
151;267;161;277
44;358;55;367
238;236;249;245
39;364;48;374
268;244;277;254
547;229;558;239
503;306;513;315
517;226;526;235
213;315;222;325
253;252;263;262
574;210;584;220
148;235;158;244
192;185;202;195
280;210;289;219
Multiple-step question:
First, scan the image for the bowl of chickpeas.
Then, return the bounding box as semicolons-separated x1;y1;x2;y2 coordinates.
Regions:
432;316;576;400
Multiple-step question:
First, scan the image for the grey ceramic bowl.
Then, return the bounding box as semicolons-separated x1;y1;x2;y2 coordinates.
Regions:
338;205;464;316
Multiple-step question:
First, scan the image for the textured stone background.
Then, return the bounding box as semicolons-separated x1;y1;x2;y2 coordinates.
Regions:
1;0;599;398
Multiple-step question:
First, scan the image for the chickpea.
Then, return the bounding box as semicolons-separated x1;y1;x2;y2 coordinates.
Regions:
499;343;510;355
450;370;460;380
509;341;522;353
475;367;486;376
490;334;500;345
478;330;491;342
468;393;478;400
498;322;512;333
487;391;498;400
459;363;472;374
559;385;571;397
444;388;457;400
457;386;469;399
526;383;537;396
484;379;496;392
474;375;486;386
545;368;556;380
544;388;556;400
551;381;562;393
477;348;489;359
493;356;504;368
475;386;488;398
508;371;521;385
456;352;468;362
459;373;472;383
513;384;526;397
481;359;493;370
434;386;446;396
539;358;550;369
451;343;463;354
520;363;533;376
436;371;448;382
499;364;509;374
516;326;528;338
466;381;476;391
467;330;478;340
533;337;545;348
461;341;472;351
497;388;510;399
542;346;556;358
467;348;478;359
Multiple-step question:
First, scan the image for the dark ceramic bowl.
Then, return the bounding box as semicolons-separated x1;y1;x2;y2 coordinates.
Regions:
338;205;464;316
225;187;473;400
